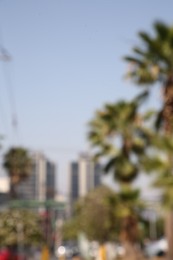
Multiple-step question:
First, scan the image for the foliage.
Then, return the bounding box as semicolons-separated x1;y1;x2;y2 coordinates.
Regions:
62;218;79;241
124;21;173;85
87;98;153;247
64;186;146;244
3;147;32;183
124;20;173;258
124;21;173;209
0;209;44;247
75;185;118;243
124;21;173;132
3;147;32;198
88;99;151;184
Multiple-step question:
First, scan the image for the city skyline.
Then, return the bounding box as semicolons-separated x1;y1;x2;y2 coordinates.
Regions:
0;148;161;203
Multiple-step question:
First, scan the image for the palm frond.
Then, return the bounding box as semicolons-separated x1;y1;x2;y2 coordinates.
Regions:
141;155;169;173
154;21;170;40
124;56;143;65
138;32;153;46
133;90;149;105
104;157;117;173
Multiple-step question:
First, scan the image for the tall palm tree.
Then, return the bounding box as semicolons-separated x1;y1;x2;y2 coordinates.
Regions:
3;147;32;199
124;21;173;132
88;99;149;259
124;21;173;259
88;98;150;184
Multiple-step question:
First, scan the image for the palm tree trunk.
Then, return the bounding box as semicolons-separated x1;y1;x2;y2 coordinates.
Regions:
122;241;143;260
165;211;173;260
10;181;17;200
120;216;143;260
163;79;173;260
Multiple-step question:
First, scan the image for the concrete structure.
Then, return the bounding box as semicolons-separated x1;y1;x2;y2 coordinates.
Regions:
0;176;9;205
69;153;102;205
17;152;57;201
0;176;9;193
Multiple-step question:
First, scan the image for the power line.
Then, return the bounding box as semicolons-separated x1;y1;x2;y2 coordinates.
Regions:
0;46;22;145
0;15;21;145
0;17;10;138
0;97;9;135
1;50;17;124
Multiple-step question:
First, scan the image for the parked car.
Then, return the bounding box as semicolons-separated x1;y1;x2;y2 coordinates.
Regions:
55;245;80;259
144;238;167;257
0;247;26;260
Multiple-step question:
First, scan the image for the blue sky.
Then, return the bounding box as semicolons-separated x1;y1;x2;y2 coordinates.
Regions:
0;0;173;194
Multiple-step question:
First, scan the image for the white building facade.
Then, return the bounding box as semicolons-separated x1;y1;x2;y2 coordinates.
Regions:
17;152;57;201
69;153;102;204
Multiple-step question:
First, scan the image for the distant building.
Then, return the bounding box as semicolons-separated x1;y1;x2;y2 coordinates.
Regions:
16;152;57;201
0;176;9;193
68;153;102;205
0;177;9;206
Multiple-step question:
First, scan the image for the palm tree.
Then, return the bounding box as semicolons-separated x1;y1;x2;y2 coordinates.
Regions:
88;98;149;183
88;99;149;259
3;147;32;199
124;21;173;259
124;21;173;131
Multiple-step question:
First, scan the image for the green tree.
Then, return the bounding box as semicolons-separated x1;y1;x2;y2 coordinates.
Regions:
62;185;118;243
62;218;79;241
3;147;32;199
124;21;173;131
0;209;44;247
88;99;148;259
74;185;147;260
88;98;148;181
124;21;173;259
76;185;118;243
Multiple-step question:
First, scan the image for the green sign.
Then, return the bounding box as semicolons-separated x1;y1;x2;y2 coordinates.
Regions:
9;200;65;210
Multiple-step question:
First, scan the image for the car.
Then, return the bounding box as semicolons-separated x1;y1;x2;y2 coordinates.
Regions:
144;238;168;257
55;245;80;259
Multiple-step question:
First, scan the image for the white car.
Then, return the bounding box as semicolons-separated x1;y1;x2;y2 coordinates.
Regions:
144;238;167;257
55;245;79;259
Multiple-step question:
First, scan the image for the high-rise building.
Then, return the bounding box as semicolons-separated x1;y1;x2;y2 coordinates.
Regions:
68;153;102;205
0;176;9;206
17;152;57;201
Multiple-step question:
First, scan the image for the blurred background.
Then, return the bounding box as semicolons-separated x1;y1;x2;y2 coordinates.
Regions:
0;1;173;259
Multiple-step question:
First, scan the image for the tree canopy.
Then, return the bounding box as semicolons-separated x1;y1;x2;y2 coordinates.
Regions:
3;147;32;199
0;209;44;247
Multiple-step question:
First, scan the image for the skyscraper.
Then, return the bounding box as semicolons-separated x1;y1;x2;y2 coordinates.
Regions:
69;153;102;205
16;152;57;201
